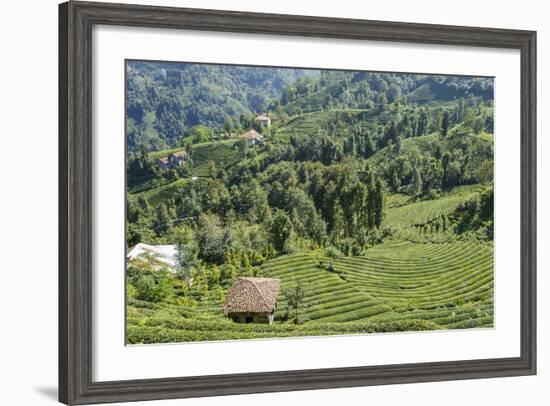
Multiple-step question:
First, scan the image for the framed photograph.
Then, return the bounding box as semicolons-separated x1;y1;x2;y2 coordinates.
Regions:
59;1;536;404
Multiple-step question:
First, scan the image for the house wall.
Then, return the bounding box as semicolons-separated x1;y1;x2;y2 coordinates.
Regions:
229;312;272;324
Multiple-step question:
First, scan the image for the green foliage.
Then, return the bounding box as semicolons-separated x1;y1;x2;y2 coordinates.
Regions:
174;226;198;286
284;281;306;323
126;317;442;343
125;63;495;343
270;210;293;253
132;274;172;303
126;238;494;343
126;61;315;150
153;203;171;236
452;186;494;239
196;213;230;264
127;259;173;303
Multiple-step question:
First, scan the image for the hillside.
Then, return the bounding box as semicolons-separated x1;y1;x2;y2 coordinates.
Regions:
127;238;493;343
126;62;493;151
271;70;493;116
125;62;494;343
126;61;319;150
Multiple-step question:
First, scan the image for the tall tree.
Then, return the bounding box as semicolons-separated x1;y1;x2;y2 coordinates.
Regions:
456;97;465;122
153;203;171;235
270;210;293;253
416;108;430;136
441;111;450;138
364;132;376;158
195;213;229;264
374;178;385;229
236;138;248;157
410;167;422;197
284;282;306;324
175;226;198;292
387;83;402;103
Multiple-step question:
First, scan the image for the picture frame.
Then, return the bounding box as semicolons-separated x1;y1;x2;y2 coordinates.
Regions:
59;1;536;404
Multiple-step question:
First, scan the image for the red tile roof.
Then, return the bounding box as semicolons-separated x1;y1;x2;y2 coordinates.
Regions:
239;129;262;139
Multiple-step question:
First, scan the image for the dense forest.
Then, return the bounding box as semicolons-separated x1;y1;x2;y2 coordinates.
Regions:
126;61;494;343
126;61;317;150
126;61;492;150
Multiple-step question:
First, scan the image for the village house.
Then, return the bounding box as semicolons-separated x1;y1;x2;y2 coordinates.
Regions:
239;129;264;146
254;113;271;128
223;277;281;324
156;151;189;169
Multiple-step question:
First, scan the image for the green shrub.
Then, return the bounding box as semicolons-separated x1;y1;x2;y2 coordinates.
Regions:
133;274;172;303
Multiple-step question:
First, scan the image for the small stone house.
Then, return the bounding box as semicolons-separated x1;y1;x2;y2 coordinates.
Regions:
239;129;264;146
254;113;271;128
156;151;189;169
223;277;280;324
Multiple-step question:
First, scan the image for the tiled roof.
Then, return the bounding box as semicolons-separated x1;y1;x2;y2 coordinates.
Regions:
255;114;270;121
239;129;262;139
223;277;280;314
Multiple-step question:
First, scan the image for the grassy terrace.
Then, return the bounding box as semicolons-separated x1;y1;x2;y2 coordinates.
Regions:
276;109;399;138
148;139;240;177
384;192;477;228
127;239;493;343
263;241;493;322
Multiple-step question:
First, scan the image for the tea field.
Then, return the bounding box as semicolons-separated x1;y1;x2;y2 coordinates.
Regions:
127;237;493;343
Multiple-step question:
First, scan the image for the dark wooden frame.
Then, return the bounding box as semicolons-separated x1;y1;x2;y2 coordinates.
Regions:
59;1;537;404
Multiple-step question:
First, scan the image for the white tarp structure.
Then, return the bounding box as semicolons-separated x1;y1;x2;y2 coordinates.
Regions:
127;243;177;269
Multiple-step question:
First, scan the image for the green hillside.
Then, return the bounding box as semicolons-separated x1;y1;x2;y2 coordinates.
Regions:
126;61;318;150
127;239;493;343
125;62;494;344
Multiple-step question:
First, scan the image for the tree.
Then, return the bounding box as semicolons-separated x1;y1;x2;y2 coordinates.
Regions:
132;273;172;303
374;178;385;228
388;169;400;193
416;108;430;136
269;210;293;253
236;137;248;157
365;175;377;230
284;282;306;323
441;111;450;137
207;160;217;178
127;257;172;303
223;118;234;134
410;166;422;197
175;226;198;292
394;135;402;153
153;203;171;235
331;202;346;241
456;97;465;123
387;83;402;103
363;133;376;158
196;213;230;264
375;93;387;113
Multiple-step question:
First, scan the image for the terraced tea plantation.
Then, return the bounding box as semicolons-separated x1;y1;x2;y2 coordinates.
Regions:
127;238;493;343
125;64;495;344
264;240;493;327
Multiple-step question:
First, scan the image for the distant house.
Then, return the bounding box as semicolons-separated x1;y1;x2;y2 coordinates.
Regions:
254;113;271;128
223;277;280;324
127;243;177;269
156;151;189;169
156;157;172;170
239;129;264;146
